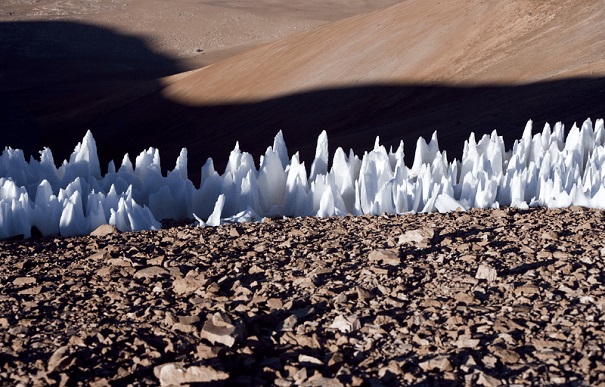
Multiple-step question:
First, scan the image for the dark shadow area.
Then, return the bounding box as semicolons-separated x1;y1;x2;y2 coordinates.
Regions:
0;21;183;155
506;259;558;276
1;21;604;186
36;78;605;185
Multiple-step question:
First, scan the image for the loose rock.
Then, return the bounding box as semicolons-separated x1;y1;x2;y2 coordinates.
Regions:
200;313;245;347
90;224;119;237
475;264;498;283
154;363;228;386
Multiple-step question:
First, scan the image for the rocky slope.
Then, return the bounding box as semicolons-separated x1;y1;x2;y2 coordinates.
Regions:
2;207;605;385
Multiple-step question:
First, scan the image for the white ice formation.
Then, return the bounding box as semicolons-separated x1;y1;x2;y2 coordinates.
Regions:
1;118;604;238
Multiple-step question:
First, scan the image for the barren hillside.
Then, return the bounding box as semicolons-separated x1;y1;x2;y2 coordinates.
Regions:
22;0;603;180
162;0;605;102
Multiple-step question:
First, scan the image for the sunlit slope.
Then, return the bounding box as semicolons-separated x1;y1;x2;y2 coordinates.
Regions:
162;0;605;104
38;0;605;176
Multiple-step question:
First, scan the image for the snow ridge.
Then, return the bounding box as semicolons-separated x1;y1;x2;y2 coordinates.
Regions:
1;119;604;238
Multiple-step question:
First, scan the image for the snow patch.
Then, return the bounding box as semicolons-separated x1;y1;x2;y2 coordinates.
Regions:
1;120;604;238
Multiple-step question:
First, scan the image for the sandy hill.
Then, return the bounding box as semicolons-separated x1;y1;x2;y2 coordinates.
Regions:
162;0;605;101
17;0;605;179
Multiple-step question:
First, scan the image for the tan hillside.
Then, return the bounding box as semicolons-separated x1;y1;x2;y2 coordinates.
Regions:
163;0;605;104
10;0;605;178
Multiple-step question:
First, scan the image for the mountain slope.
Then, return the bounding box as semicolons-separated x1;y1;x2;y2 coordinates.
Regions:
36;0;605;178
162;0;605;103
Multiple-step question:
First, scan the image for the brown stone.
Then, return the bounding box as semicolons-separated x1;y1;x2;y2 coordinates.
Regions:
267;298;284;310
476;372;501;387
47;346;71;373
398;228;435;245
475;264;498;283
90;224;119;237
200;313;245;347
133;266;170;279
454;337;481;349
18;285;42;295
329;315;360;333
154;363;228;386
299;354;323;365
368;249;401;265
12;276;36;286
419;356;453;372
172;271;206;296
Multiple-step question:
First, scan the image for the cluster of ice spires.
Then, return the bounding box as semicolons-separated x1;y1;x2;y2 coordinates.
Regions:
1;118;604;238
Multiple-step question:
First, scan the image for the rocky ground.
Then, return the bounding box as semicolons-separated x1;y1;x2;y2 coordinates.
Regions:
2;207;605;386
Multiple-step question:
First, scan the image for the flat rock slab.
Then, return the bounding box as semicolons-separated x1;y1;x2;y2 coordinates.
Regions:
368;249;401;266
475;264;498;283
133;266;170;279
154;363;228;385
200;313;245;347
90;224;119;237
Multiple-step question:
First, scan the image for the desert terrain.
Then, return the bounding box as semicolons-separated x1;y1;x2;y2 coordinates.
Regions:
3;207;605;386
1;0;605;385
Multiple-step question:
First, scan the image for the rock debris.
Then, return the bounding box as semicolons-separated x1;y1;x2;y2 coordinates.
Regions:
1;207;605;385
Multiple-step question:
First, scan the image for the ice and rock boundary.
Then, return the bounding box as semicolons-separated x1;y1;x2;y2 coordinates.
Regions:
1;118;604;238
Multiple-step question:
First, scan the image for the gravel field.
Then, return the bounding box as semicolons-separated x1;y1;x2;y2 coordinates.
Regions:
2;207;605;385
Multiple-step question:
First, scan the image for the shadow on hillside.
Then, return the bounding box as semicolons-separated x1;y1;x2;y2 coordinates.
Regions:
0;20;183;156
71;77;605;184
1;21;605;185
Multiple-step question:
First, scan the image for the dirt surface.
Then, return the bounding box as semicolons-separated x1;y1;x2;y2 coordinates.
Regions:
161;0;605;102
2;207;605;385
0;0;401;69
